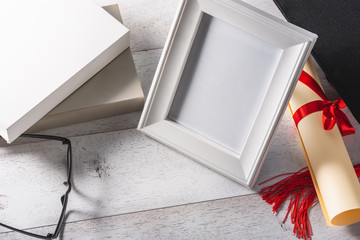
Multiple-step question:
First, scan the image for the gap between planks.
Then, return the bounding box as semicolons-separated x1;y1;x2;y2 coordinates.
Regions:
0;193;266;238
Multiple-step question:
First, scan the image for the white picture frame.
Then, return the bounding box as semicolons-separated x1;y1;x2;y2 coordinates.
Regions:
138;0;317;187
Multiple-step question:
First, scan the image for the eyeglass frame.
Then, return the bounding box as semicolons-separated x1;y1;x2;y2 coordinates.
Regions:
0;134;73;239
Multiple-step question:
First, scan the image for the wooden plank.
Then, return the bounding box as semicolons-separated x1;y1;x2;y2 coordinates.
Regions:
2;194;360;239
0;129;254;233
1;106;359;234
1;1;360;239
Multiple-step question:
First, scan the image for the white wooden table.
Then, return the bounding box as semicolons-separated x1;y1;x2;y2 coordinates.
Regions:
1;0;360;239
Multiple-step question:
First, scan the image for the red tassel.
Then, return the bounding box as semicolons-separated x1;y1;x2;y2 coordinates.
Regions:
259;164;360;240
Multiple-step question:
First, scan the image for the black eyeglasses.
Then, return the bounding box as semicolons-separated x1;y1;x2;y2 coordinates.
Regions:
0;134;73;239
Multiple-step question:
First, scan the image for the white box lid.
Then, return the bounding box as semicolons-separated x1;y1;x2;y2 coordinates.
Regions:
0;0;129;142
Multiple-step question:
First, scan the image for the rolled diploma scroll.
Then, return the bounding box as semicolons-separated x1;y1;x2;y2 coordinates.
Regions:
289;57;360;226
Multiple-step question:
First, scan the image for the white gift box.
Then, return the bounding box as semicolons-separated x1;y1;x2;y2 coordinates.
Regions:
138;0;317;187
0;0;130;143
27;5;144;133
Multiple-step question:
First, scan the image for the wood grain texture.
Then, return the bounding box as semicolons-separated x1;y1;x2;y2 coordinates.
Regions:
2;106;359;236
2;194;360;240
0;129;254;234
1;0;360;239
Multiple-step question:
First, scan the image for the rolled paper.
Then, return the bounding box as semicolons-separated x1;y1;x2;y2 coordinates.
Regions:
289;57;360;226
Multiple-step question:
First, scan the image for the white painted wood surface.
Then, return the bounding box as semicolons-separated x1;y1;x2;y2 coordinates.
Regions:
1;0;360;239
2;194;360;239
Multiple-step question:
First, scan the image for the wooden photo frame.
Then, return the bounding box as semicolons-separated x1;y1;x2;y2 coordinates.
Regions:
138;0;317;187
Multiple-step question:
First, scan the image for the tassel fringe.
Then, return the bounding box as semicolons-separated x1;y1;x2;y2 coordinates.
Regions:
259;164;360;240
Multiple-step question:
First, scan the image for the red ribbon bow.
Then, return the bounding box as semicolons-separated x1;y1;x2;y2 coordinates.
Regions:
292;71;355;136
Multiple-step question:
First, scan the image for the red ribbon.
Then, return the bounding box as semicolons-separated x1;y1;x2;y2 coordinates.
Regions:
293;71;355;136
